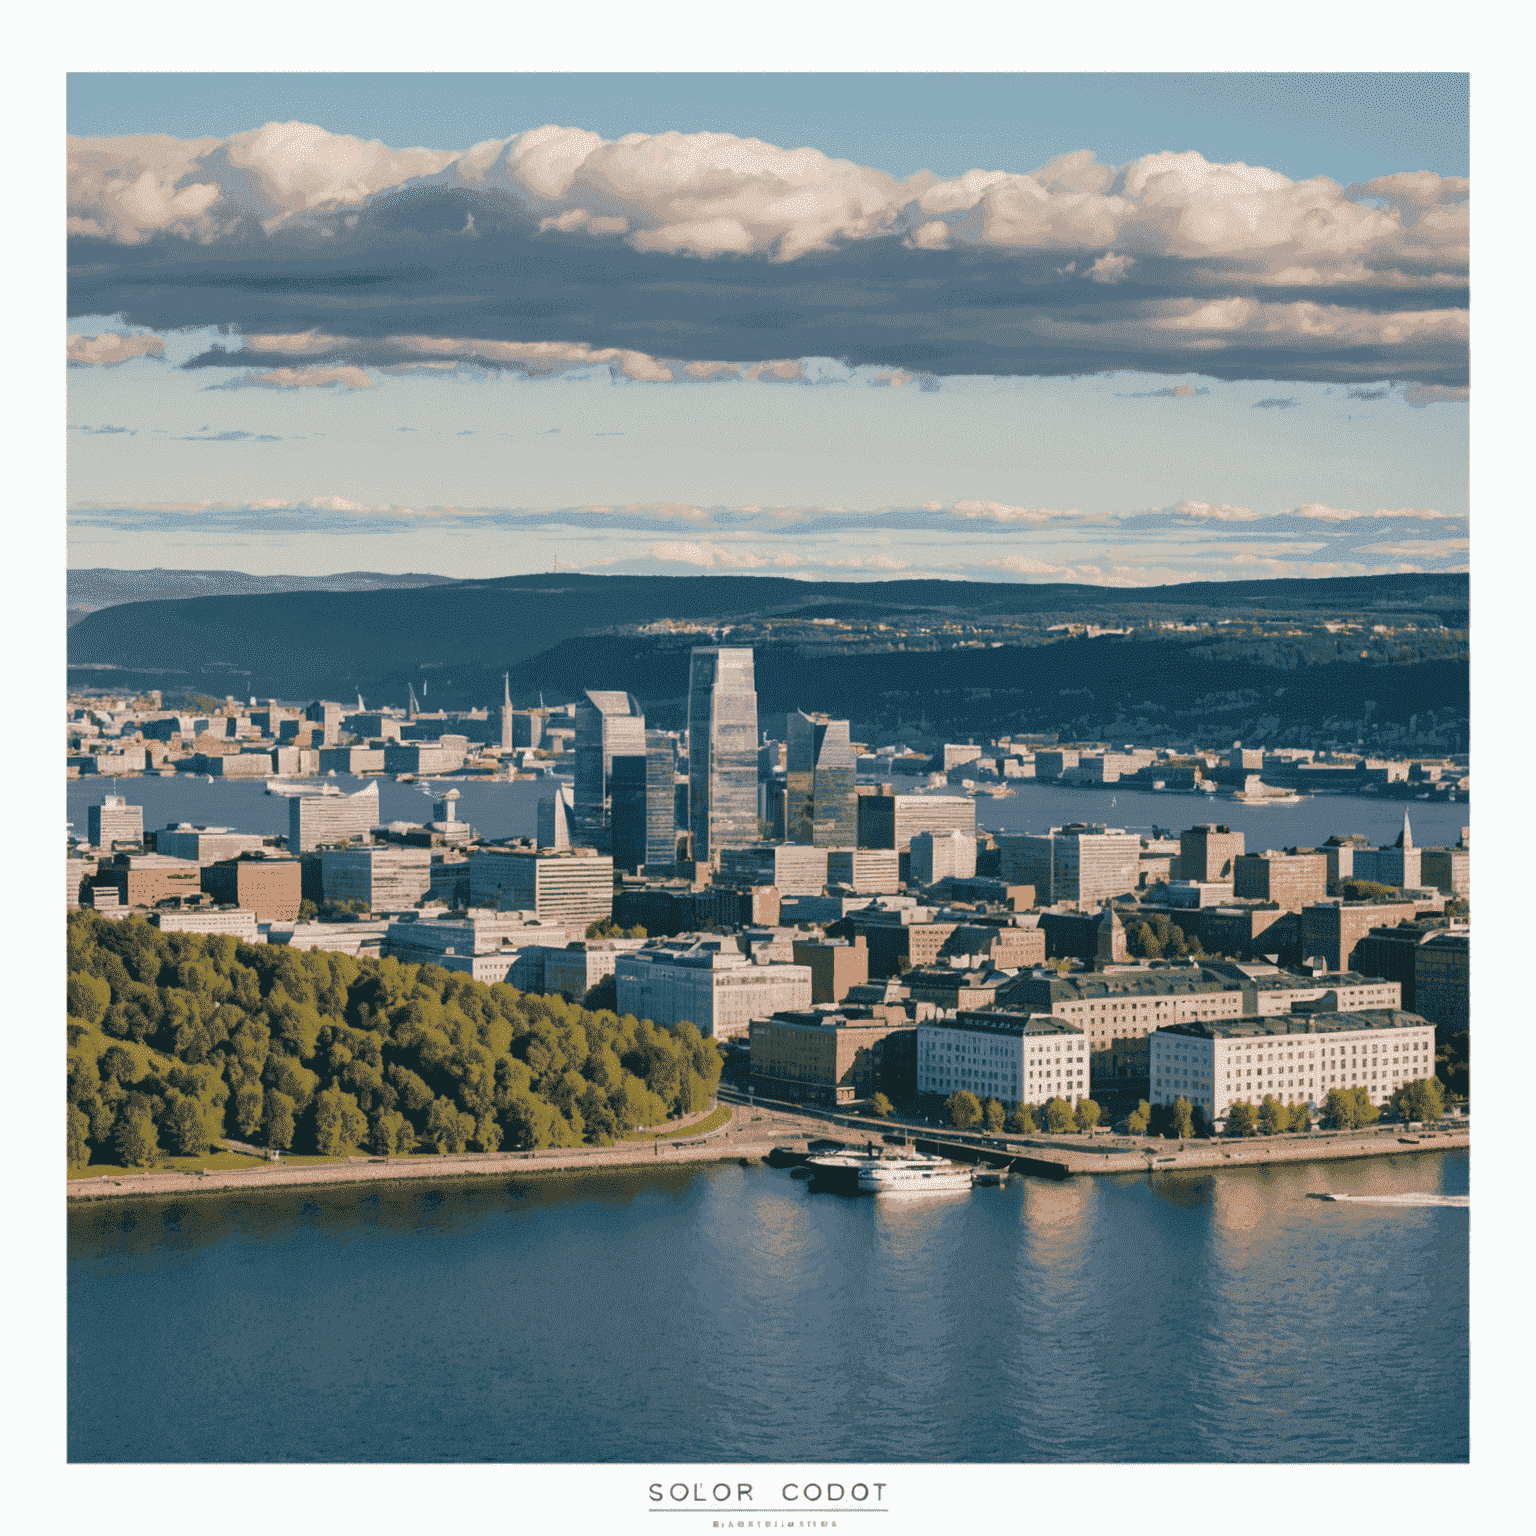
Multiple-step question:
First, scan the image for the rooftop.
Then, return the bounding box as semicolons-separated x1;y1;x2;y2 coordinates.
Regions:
1154;1009;1430;1040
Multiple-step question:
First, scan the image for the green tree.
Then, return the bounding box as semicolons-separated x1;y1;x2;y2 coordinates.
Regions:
1224;1100;1258;1137
1044;1097;1075;1134
112;1106;158;1168
1126;1100;1151;1135
314;1087;367;1157
67;1104;91;1167
370;1109;406;1157
1289;1101;1314;1132
232;1081;264;1139
167;1096;210;1156
1259;1094;1288;1135
1074;1098;1102;1133
1324;1086;1381;1131
262;1091;296;1150
1392;1077;1446;1124
945;1090;983;1129
1171;1097;1194;1139
297;899;318;920
1006;1103;1037;1134
870;1092;893;1118
425;1096;476;1153
983;1098;1006;1133
67;972;111;1025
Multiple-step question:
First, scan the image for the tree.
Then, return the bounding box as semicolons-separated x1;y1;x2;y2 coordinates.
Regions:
1392;1077;1445;1124
1324;1086;1381;1131
68;1105;91;1167
370;1109;407;1157
1289;1101;1314;1132
1006;1104;1037;1134
314;1087;367;1157
297;899;319;920
262;1091;296;1150
1225;1100;1257;1137
167;1096;210;1156
67;972;111;1025
1074;1098;1102;1133
1044;1097;1075;1134
870;1092;893;1118
232;1081;264;1139
112;1106;158;1168
1259;1094;1288;1135
1126;1100;1151;1135
945;1090;982;1129
983;1098;1006;1133
1171;1097;1194;1139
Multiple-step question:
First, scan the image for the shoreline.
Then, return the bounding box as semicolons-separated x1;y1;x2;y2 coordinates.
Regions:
67;1103;1469;1204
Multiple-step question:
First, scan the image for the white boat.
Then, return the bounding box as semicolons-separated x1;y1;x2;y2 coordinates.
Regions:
1311;1191;1467;1208
858;1154;973;1195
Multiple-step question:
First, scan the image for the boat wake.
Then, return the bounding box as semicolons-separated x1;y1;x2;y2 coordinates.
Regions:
1308;1192;1468;1208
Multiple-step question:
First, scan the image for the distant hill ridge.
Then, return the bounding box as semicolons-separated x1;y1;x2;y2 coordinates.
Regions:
67;567;457;621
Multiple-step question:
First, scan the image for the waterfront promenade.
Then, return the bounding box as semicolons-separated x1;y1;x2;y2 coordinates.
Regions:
66;1092;1470;1202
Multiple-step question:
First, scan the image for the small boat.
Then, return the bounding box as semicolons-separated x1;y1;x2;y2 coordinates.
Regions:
205;775;215;783
1307;1191;1468;1208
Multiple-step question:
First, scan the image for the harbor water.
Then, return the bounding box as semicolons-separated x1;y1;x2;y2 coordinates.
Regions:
68;1148;1468;1463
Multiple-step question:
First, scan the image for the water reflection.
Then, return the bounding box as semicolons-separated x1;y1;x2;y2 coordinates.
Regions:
69;1151;1468;1463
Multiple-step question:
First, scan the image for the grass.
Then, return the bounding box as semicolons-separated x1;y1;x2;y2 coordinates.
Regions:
69;1148;268;1180
623;1104;732;1141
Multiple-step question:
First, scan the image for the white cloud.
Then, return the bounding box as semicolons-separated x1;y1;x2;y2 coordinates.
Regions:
1168;501;1262;522
650;541;770;569
950;500;1093;524
67;127;1468;290
1353;539;1470;559
212;365;372;390
67;331;165;366
1293;503;1455;522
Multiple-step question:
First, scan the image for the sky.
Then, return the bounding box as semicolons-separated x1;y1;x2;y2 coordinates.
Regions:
66;72;1469;584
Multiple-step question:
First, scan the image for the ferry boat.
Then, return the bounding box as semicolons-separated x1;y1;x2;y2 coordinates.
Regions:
858;1154;972;1195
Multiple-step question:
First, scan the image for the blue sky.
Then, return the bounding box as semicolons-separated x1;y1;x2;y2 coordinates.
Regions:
66;73;1468;583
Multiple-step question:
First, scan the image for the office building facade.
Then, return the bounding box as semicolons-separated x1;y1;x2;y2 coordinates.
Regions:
687;647;759;862
610;731;677;872
468;847;614;926
321;847;433;911
288;782;380;853
857;790;976;852
574;690;646;847
1178;824;1245;882
786;711;857;847
998;825;1140;907
917;1012;1088;1108
616;944;812;1039
88;795;143;851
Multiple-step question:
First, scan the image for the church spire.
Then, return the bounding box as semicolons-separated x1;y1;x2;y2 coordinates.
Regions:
1396;810;1413;850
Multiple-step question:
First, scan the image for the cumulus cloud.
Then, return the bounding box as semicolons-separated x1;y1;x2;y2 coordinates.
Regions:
68;332;165;366
1167;501;1263;522
207;365;373;390
68;124;1469;388
1117;384;1208;398
1293;503;1454;522
984;554;1087;578
950;500;1096;524
650;541;777;569
1404;383;1470;406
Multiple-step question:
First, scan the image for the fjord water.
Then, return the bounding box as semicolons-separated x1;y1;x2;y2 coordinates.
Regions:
69;1150;1468;1463
67;773;1468;851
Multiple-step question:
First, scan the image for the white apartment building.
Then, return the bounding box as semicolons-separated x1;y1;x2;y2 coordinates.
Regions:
1149;1009;1438;1125
468;847;614;926
321;847;433;911
150;908;260;941
917;1013;1088;1108
616;945;812;1039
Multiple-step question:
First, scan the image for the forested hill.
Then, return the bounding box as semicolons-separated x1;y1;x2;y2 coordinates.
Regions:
67;570;1467;705
65;912;723;1171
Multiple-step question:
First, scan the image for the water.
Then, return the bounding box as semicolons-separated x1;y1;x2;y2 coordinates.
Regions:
67;774;1468;851
68;1149;1468;1462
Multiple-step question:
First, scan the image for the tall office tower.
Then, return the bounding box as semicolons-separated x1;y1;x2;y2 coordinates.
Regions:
688;647;758;863
288;781;380;853
500;673;513;752
87;794;143;851
610;737;678;874
538;783;575;850
574;690;646;849
785;710;857;847
304;699;343;746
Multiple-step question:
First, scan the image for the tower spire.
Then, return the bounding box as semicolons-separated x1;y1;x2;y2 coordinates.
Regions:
500;671;514;752
1397;810;1413;850
408;682;420;719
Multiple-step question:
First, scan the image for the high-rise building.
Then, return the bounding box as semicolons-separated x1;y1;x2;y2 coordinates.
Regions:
688;647;758;863
610;731;677;873
537;783;575;850
500;673;514;752
574;690;646;849
1178;824;1245;882
87;794;143;851
786;711;857;847
321;847;433;911
857;789;976;852
287;781;380;853
468;847;614;926
1233;850;1329;911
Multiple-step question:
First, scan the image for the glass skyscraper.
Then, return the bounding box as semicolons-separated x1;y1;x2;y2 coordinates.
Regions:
574;690;646;850
688;647;758;863
785;710;857;847
610;731;678;873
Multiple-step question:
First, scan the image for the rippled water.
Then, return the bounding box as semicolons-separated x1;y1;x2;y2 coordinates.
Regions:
68;1149;1467;1463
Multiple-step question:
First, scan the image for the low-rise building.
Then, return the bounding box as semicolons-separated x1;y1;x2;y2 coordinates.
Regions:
909;829;977;885
791;936;870;1003
150;908;260;942
1149;1009;1438;1125
748;1009;914;1105
1233;850;1328;911
87;794;143;851
615;944;813;1039
94;852;203;909
917;1012;1087;1108
200;853;303;921
321;847;433;911
1301;900;1419;972
468;846;614;926
154;824;269;863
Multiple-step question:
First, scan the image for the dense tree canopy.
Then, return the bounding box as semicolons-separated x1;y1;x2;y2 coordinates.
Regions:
65;911;724;1169
1324;1086;1381;1131
945;1090;982;1130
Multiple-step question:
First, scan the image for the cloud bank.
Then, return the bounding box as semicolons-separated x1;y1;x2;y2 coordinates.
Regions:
67;123;1469;387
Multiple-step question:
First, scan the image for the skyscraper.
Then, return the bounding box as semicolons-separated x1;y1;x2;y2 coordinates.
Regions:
785;710;856;846
688;647;758;863
574;690;646;849
500;672;513;752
